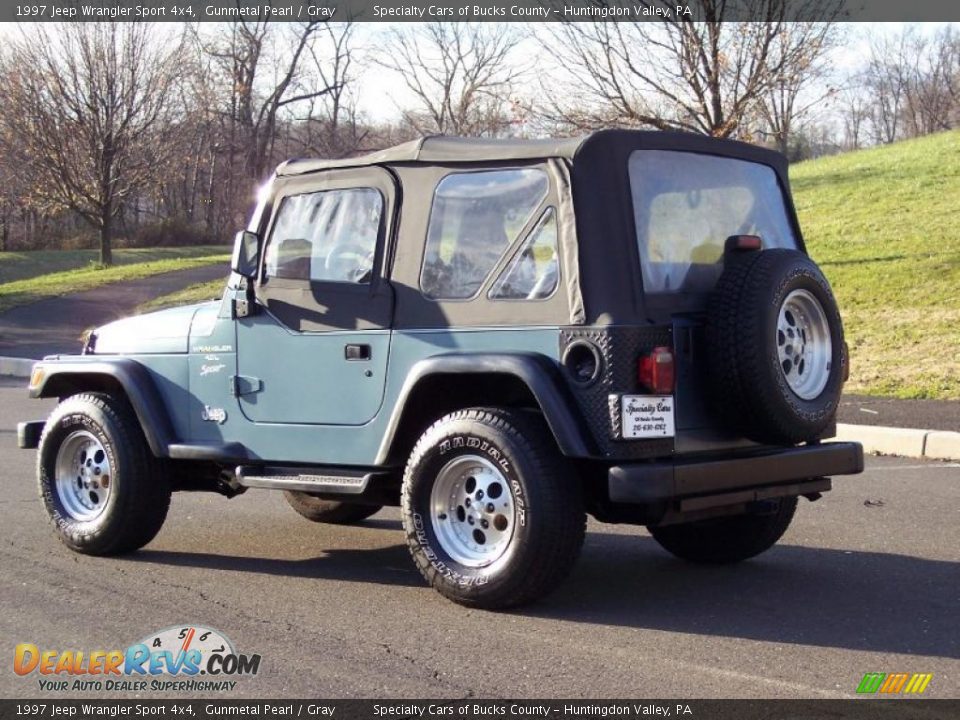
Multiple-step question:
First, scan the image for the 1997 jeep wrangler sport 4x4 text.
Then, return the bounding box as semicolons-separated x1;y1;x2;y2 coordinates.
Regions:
20;130;864;608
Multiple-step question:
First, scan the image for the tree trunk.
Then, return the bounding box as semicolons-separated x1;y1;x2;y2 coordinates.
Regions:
99;216;113;267
776;132;789;156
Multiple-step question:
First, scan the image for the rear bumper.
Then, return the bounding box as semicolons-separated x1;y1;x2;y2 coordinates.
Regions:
608;441;864;506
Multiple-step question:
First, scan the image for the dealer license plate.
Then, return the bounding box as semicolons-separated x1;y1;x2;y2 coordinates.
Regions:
621;395;675;439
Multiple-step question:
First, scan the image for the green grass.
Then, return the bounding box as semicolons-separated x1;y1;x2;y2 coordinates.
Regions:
0;246;229;284
0;253;229;313
792;130;960;399
137;279;226;314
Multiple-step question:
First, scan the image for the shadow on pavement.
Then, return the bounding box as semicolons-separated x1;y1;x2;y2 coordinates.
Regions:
127;527;958;659
130;542;422;588
527;532;960;660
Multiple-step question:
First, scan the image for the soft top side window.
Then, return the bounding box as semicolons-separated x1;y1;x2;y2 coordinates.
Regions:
264;187;383;284
488;208;559;301
420;169;548;300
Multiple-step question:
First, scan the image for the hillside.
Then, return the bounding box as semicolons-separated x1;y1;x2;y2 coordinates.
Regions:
791;130;960;400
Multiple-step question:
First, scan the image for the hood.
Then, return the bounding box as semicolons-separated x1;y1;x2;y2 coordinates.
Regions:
92;302;216;355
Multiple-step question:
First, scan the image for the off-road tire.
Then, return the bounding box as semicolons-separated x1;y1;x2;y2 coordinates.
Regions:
38;392;171;556
401;408;585;609
648;496;798;564
283;492;382;524
707;249;846;445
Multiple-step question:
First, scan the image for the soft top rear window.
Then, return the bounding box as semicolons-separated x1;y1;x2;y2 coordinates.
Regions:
628;150;797;294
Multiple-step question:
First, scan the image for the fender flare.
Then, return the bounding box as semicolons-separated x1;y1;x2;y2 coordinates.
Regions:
29;359;176;458
375;352;595;464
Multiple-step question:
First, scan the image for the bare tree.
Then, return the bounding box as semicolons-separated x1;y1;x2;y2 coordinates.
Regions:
538;0;842;139
902;25;960;137
294;21;368;158
200;20;341;182
838;81;871;150
375;23;524;137
758;23;841;155
863;30;913;144
0;24;184;265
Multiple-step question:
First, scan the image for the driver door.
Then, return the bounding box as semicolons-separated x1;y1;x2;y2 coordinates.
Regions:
235;167;395;426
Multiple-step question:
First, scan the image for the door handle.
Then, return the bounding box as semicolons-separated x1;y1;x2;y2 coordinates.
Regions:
344;344;371;361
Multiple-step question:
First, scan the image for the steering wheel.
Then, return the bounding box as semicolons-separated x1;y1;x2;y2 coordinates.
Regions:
325;242;372;282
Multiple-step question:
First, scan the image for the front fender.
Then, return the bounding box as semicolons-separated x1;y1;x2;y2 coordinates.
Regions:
28;358;176;458
376;352;595;464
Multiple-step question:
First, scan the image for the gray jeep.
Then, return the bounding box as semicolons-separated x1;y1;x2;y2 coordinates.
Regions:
19;130;864;609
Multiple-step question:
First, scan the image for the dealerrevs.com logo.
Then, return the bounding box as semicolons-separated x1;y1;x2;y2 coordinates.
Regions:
14;625;261;693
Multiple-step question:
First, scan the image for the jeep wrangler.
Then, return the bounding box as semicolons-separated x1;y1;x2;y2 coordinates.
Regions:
19;130;864;609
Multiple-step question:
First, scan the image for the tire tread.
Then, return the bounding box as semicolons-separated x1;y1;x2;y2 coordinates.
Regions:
402;407;585;609
38;392;170;556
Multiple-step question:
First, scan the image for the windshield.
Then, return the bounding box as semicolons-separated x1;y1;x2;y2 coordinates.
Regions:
628;150;797;294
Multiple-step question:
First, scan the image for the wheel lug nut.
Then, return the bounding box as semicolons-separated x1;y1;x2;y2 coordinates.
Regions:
476;489;484;500
465;498;471;507
486;503;495;513
481;519;489;529
467;516;475;525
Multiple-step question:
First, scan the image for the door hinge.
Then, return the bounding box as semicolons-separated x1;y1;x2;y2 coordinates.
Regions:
229;285;256;319
231;375;262;397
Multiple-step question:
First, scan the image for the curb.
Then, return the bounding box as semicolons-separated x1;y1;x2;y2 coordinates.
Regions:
0;356;33;379
835;423;960;462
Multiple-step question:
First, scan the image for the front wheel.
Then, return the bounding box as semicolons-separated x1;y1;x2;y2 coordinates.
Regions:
38;392;171;556
401;408;585;609
648;496;798;564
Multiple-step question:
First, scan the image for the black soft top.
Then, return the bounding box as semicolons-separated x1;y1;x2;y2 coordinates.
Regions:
274;129;798;326
276;136;583;175
276;129;787;180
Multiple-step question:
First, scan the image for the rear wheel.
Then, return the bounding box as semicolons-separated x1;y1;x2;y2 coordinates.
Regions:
402;408;585;609
38;392;170;556
648;496;797;564
283;492;382;524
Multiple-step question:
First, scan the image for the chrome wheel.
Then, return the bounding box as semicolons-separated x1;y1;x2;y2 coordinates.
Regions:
777;289;832;400
54;430;113;522
429;454;516;568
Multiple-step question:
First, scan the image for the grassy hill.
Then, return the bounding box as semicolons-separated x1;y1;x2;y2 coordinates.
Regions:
791;130;960;400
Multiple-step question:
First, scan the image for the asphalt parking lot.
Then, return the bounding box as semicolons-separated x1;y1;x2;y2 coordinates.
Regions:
1;379;957;699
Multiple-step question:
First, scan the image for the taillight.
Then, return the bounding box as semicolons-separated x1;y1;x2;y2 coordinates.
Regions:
724;234;762;252
638;346;675;394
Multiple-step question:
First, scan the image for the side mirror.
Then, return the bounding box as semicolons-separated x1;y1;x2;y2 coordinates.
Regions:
231;230;260;279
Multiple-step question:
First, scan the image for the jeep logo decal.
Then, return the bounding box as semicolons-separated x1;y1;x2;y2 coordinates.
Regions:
201;406;227;424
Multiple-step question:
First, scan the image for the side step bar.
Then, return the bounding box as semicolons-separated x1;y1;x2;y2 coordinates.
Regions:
234;466;400;507
235;465;378;494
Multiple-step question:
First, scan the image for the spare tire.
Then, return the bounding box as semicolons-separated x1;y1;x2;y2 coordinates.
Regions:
706;248;846;445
